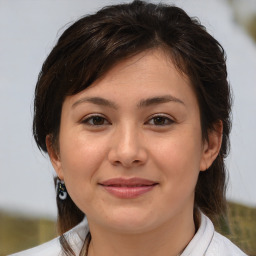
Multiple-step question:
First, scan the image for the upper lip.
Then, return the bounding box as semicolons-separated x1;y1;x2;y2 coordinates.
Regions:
99;177;158;186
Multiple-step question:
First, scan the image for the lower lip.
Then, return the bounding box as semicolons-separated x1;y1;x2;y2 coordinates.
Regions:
101;185;156;199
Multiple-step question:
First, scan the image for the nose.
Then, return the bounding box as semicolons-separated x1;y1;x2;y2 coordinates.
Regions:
108;124;148;168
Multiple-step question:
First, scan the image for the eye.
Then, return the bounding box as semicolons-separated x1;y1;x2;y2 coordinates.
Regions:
146;115;174;126
81;115;110;126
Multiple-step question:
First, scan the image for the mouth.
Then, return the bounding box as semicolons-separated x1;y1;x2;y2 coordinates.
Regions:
98;177;159;199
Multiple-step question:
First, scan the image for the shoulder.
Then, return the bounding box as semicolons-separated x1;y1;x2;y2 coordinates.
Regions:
207;231;248;256
182;212;248;256
9;217;89;256
200;213;247;256
9;237;61;256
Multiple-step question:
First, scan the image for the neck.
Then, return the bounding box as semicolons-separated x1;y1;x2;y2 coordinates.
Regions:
87;210;196;256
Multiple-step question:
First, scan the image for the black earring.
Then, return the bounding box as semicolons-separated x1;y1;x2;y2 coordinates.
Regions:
56;179;67;200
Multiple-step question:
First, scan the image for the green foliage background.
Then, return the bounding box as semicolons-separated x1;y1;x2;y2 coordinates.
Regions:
0;202;255;256
216;202;256;256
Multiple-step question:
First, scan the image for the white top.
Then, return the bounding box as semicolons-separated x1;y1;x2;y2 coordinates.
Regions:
10;213;247;256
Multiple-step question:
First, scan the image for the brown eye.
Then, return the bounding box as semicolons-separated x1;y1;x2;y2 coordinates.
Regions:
153;116;166;125
91;116;105;125
82;115;110;126
147;115;174;126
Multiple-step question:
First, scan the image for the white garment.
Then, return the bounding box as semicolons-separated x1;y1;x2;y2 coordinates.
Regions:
10;213;247;256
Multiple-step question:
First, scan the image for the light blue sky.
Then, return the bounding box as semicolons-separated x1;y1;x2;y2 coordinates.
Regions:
0;0;255;219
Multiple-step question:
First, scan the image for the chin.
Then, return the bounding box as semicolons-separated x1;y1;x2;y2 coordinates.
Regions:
101;207;158;234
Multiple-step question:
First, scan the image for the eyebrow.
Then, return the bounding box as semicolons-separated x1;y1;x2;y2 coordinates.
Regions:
72;97;118;109
137;95;184;108
72;95;185;109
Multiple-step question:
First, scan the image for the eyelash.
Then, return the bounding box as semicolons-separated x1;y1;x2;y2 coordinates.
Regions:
147;115;174;126
81;114;174;127
81;115;111;126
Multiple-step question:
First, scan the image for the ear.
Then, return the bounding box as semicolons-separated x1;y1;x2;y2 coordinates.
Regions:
46;135;64;180
200;121;223;171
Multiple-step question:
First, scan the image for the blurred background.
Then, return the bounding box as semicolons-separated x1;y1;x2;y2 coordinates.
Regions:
0;0;255;255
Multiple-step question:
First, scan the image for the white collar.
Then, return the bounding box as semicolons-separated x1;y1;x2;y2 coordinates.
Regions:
181;213;214;256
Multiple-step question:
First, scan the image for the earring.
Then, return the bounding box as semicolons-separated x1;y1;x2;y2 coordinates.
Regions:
56;179;67;200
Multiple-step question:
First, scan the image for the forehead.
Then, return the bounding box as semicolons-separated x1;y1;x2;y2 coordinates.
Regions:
63;49;197;109
96;49;187;86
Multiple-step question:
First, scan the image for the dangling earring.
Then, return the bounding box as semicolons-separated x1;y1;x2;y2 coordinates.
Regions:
56;179;67;200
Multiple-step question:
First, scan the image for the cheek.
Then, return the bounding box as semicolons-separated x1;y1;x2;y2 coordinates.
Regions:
151;128;203;188
58;134;110;213
60;132;104;173
58;132;108;198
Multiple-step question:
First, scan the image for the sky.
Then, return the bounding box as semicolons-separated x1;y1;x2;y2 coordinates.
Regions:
0;0;256;219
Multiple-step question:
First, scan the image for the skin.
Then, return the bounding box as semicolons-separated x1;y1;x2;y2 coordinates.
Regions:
47;49;222;256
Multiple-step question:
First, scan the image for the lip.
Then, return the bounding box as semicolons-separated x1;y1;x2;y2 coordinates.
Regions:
99;177;158;199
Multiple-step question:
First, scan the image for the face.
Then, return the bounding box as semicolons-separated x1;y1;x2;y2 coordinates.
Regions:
48;50;218;234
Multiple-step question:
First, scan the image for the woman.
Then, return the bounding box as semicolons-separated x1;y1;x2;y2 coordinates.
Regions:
12;1;247;255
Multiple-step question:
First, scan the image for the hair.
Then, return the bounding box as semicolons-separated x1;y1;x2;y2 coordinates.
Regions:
33;1;232;255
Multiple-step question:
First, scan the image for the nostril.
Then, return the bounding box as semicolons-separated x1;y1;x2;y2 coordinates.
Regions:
108;146;148;168
113;160;121;166
114;159;142;168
